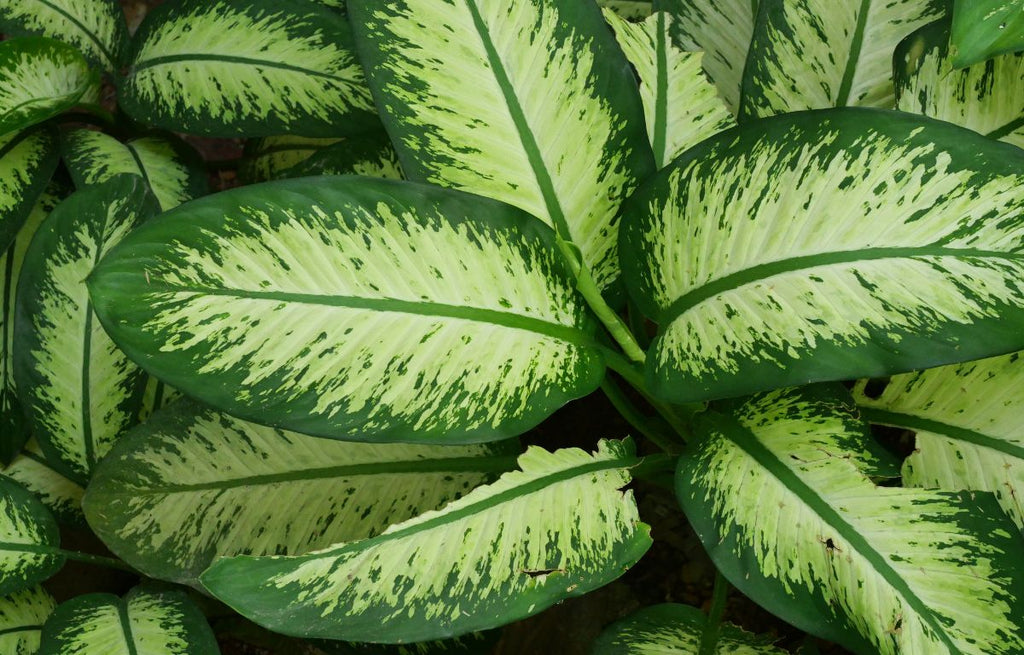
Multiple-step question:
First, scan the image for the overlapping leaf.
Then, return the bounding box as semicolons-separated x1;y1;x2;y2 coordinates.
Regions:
0;127;59;255
740;0;946;119
620;109;1024;404
14;175;156;482
84;399;518;587
0;476;63;597
201;439;651;642
3;440;84;526
678;385;1024;654
951;0;1024;66
599;1;652;21
88;177;604;443
0;0;129;71
349;0;655;291
120;0;378;137
278;133;403;180
239;135;342;183
314;632;498;655
0;586;56;655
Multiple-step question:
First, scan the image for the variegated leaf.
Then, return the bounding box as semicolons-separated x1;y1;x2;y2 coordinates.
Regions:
14;175;157;483
896;18;1024;149
84;399;518;587
0;586;56;655
201;439;651;642
740;0;946;120
136;376;180;423
313;631;498;655
120;0;378;137
277;133;403;180
0;0;129;71
603;10;736;168
239;135;342;183
0;476;64;597
88;177;603;443
592;603;787;654
0;37;97;137
0;127;59;256
3;440;84;526
349;0;655;292
37;586;219;655
620;108;1024;404
679;385;1024;654
599;0;652;21
951;0;1024;66
62;128;207;211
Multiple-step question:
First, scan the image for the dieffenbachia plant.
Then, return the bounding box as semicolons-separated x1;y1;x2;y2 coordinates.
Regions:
3;0;1024;653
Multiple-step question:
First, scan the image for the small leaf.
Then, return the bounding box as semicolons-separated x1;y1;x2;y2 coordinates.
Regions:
0;586;56;655
201;439;651;642
0;0;129;71
277;133;403;180
0;476;64;597
239;135;342;183
3;439;85;527
951;0;1024;66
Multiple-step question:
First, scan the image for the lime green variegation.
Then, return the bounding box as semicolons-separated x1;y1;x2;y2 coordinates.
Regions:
280;133;403;180
239;135;342;183
0;127;59;256
740;0;946;119
136;376;180;423
4;440;84;526
202;439;650;642
0;586;56;655
621;109;1024;404
85;399;517;587
679;385;1024;654
603;10;735;168
951;0;1024;66
896;19;1024;148
14;176;157;482
599;1;652;21
349;0;655;291
88;177;603;443
62;129;207;211
37;586;219;655
592;603;787;654
121;0;377;137
0;476;63;597
0;0;128;71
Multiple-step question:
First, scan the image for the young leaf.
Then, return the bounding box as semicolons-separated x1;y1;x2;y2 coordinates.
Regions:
239;135;342;183
678;385;1024;654
0;476;64;597
0;586;56;655
84;399;519;587
740;0;946;120
951;0;1024;66
87;177;604;443
3;439;85;526
603;10;736;168
14;175;157;483
277;133;403;180
201;439;651;642
348;0;655;291
895;19;1024;148
62;128;208;211
37;585;220;655
592;603;787;654
0;0;129;71
620;108;1024;404
120;0;377;137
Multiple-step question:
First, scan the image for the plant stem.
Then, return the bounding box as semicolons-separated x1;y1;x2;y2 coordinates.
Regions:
58;549;137;574
600;377;681;454
601;346;698;442
698;570;730;655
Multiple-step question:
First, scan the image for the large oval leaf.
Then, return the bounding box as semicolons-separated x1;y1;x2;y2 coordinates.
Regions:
0;126;59;255
0;0;129;71
3;439;84;526
679;385;1024;654
951;0;1024;66
120;0;377;137
84;399;518;587
0;586;56;655
88;177;604;443
0;476;63;597
621;108;1024;404
201;439;651;642
14;175;157;482
349;0;655;292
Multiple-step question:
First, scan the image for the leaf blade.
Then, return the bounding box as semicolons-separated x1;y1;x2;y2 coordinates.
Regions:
0;0;128;71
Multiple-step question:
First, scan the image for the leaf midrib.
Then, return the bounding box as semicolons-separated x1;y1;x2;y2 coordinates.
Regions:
130;53;353;85
836;0;871;106
860;407;1024;460
0;624;41;638
32;0;116;67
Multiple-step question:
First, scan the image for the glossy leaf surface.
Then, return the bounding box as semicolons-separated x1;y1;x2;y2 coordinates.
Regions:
0;586;56;655
279;133;403;180
3;440;84;526
0;0;128;71
0;476;63;597
951;0;1024;66
239;135;341;182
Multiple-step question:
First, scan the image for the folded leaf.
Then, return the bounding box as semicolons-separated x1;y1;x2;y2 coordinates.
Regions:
3;440;84;526
0;586;56;655
951;0;1024;66
620;108;1024;404
0;476;63;597
0;0;129;71
88;177;604;443
201;439;651;642
239;135;342;183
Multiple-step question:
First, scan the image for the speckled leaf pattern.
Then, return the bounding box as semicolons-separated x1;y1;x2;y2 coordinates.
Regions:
14;176;156;483
0;0;128;71
620;109;1024;404
603;10;736;168
599;0;652;21
678;385;1024;655
278;133;403;180
0;586;56;655
349;0;655;292
591;603;787;654
84;399;518;587
239;135;342;182
0;37;97;137
120;0;377;137
0;127;59;255
62;128;207;211
740;0;946;119
37;586;220;655
88;177;604;443
0;476;63;597
896;19;1024;148
136;376;180;423
201;439;651;642
951;0;1024;66
3;440;84;526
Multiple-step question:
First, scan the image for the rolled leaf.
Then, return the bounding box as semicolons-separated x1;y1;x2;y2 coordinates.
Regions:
278;133;403;180
201;439;651;642
37;586;219;655
620;108;1024;404
0;586;56;655
3;440;84;526
349;0;655;291
14;175;157;482
0;476;63;597
0;0;129;71
679;385;1024;654
120;0;377;137
88;177;603;443
740;0;946;120
239;135;341;183
951;0;1024;66
895;19;1024;148
84;399;518;587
